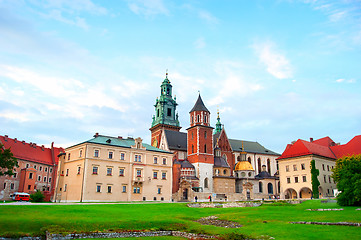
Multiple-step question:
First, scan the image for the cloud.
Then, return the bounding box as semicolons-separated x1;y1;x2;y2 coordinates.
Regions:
253;41;293;79
128;0;169;17
194;37;206;49
44;10;89;30
336;78;356;83
34;0;107;15
198;10;219;25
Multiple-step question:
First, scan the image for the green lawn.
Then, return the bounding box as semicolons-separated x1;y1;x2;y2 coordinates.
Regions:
0;200;360;239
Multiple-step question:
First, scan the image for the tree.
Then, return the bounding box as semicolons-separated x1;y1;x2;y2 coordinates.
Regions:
30;190;45;202
310;159;320;199
332;154;361;206
0;144;19;176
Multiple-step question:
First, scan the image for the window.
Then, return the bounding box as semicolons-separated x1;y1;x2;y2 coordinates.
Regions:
107;168;112;176
68;153;70;160
223;169;227;175
204;131;207;139
191;132;193;139
204;178;208;188
45;167;48;172
34;165;37;170
107;186;112;193
13;172;17;178
39;166;42;171
49;177;52;183
267;159;271;173
267;183;273;194
119;168;124;176
258;158;262;173
294;177;299;183
259;182;263;192
191;116;194;123
79;149;82;157
286;165;289;172
329;175;331;183
120;153;125;160
327;165;330;171
66;169;69;176
157;188;161;194
3;183;6;189
93;166;98;175
29;172;33;179
135;155;141;162
192;145;194;153
96;185;101;192
44;176;47;182
153;172;158;179
28;185;31;190
322;164;325;171
163;158;166;165
64;184;67;192
50;168;52;173
154;157;158;164
324;175;326;183
108;151;113;159
287;177;291;183
162;172;166;179
204;144;207;153
133;187;140;194
197;115;200;122
10;183;14;189
293;165;297;171
26;164;29;168
77;166;81;174
122;186;126;193
167;108;171;116
204;115;207;123
94;149;99;157
303;176;307;182
301;163;305;170
37;175;41;181
137;170;142;177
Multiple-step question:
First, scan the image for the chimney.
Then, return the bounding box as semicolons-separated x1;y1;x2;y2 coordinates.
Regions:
14;138;17;143
118;136;123;139
94;133;99;137
22;140;25;144
41;145;45;150
4;135;8;141
310;138;313;142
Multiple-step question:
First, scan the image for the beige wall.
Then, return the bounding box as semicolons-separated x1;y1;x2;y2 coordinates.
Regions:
279;155;336;199
54;141;173;202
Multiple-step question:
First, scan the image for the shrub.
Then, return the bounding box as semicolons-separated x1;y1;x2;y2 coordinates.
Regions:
30;190;45;202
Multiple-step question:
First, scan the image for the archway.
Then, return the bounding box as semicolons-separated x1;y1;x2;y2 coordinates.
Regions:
284;188;297;199
299;187;312;199
267;183;273;194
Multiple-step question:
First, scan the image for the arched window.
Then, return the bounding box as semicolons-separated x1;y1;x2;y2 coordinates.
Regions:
248;157;251;164
204;115;207;123
204;178;209;188
191;116;193;124
223;169;227;175
197;115;200;122
204;131;207;139
267;159;271;174
268;183;273;194
258;158;262;174
259;182;263;193
192;145;194;153
157;109;159;117
237;156;241;162
204;144;207;153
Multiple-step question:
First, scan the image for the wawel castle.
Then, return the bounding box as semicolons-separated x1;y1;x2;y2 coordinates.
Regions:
1;73;361;202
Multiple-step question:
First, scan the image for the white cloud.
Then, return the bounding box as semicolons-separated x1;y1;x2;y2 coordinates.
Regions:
0;111;30;122
194;37;206;49
128;0;169;17
336;78;345;83
35;0;107;15
336;78;356;83
198;10;219;25
253;41;293;79
44;10;89;30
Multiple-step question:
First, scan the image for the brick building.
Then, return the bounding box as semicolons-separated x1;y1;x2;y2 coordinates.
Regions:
0;135;62;201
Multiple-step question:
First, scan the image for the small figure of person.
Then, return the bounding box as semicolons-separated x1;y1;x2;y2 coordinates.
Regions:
208;195;212;202
195;196;198;202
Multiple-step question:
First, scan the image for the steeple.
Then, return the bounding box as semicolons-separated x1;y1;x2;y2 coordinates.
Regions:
151;72;180;128
189;94;209;113
214;109;222;134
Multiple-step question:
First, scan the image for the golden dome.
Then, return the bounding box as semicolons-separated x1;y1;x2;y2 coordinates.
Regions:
235;161;254;171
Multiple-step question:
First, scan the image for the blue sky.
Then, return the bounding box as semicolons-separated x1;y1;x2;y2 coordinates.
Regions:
0;0;360;153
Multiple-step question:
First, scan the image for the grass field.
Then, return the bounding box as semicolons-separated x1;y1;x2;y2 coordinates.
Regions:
0;200;360;239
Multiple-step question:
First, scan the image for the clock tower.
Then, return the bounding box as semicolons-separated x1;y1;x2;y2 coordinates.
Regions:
150;73;181;148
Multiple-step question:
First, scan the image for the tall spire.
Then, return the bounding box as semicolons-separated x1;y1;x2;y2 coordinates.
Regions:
189;94;209;113
214;109;222;134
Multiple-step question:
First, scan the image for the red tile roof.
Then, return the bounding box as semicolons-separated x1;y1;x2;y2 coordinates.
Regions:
0;135;63;165
278;135;361;160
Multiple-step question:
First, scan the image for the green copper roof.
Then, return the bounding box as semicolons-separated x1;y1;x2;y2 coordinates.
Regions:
214;111;222;134
70;135;171;153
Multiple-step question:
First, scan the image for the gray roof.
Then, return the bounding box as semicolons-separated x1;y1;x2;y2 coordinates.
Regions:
164;130;187;151
180;159;194;169
214;156;230;168
189;94;209;113
70;135;171;154
228;139;280;156
255;171;278;179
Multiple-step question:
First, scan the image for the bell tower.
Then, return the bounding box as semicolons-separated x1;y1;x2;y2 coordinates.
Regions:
150;72;181;148
187;94;214;193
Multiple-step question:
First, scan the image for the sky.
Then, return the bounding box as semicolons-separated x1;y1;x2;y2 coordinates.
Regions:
0;0;360;154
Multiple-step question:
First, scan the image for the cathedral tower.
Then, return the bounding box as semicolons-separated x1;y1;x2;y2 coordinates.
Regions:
150;73;181;148
187;94;214;192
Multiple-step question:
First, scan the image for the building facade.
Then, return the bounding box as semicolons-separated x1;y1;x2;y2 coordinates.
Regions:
278;136;361;199
0;135;62;201
54;134;173;202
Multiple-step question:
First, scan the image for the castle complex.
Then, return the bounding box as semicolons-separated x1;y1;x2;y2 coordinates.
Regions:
1;73;361;202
